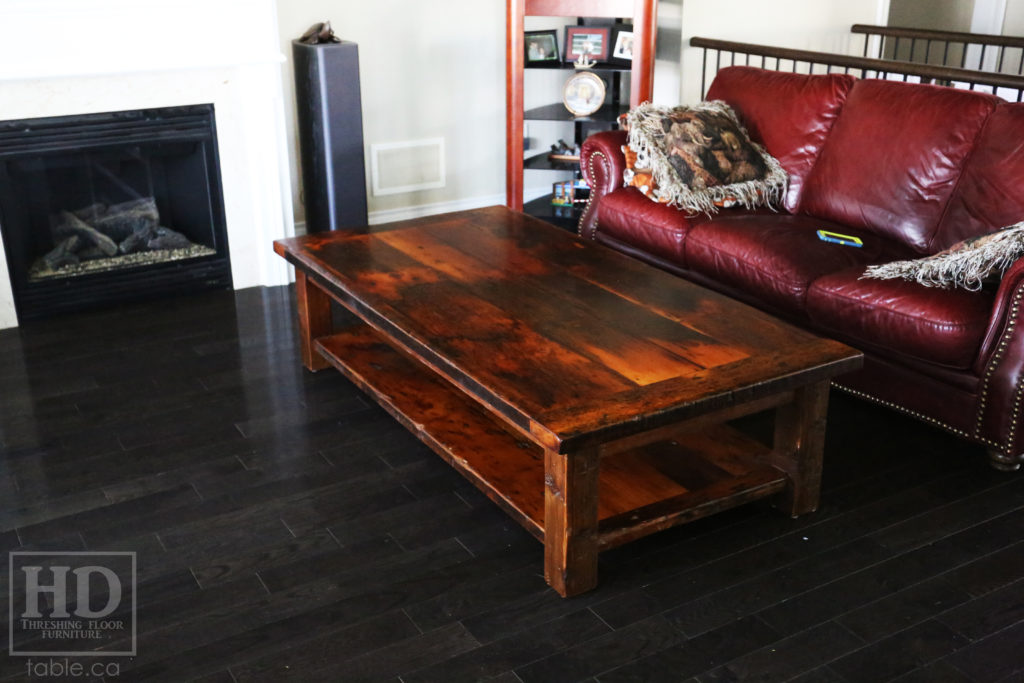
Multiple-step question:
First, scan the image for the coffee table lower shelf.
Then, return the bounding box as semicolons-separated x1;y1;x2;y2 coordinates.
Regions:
315;326;788;552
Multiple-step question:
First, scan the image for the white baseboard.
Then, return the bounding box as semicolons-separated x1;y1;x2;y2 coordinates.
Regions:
292;187;557;236
367;193;506;225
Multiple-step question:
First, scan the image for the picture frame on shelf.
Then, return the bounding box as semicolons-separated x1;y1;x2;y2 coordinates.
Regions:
611;27;634;63
524;30;559;63
552;180;574;207
562;71;606;117
564;26;610;62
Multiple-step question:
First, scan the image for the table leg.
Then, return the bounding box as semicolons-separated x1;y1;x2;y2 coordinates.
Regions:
295;271;332;372
772;380;830;517
544;446;599;597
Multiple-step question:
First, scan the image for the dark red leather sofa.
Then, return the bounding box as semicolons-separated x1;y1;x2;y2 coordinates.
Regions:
579;65;1024;471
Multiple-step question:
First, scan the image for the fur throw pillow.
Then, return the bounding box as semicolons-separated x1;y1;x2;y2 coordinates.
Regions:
620;101;787;215
861;221;1024;291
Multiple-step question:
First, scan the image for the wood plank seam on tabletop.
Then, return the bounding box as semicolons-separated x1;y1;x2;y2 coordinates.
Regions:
375;220;713;382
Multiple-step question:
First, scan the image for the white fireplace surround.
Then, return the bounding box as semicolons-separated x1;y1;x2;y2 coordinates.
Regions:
0;0;294;328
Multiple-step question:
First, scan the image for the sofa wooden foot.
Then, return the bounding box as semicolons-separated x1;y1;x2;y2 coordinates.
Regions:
988;448;1022;472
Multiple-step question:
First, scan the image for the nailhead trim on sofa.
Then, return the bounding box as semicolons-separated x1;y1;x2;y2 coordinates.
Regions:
975;290;1021;436
580;151;609;241
833;382;991;444
973;287;1024;463
838;379;1020;470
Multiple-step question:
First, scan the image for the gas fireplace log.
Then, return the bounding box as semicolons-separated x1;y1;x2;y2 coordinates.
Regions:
73;203;108;222
90;198;160;242
51;211;118;257
39;235;81;269
78;246;109;260
118;227;151;255
119;224;195;253
147;226;193;250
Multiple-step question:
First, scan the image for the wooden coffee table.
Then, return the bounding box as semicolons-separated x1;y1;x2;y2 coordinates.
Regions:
274;206;862;596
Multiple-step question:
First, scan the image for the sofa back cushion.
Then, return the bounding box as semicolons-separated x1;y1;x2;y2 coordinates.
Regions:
932;103;1024;252
706;66;855;212
798;79;999;254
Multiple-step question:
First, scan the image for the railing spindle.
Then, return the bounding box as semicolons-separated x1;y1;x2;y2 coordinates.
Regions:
701;48;708;96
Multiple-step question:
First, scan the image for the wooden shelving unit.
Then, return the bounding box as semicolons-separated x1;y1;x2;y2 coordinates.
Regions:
506;0;657;229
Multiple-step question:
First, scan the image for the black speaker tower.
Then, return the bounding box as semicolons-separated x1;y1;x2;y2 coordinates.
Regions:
292;39;368;233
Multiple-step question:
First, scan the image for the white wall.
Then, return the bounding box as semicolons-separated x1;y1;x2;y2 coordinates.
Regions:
277;1;506;224
679;0;888;104
888;0;974;32
885;0;974;63
655;0;685;105
1005;0;1024;34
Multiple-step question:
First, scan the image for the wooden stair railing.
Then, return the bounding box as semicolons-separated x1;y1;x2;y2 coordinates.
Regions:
689;36;1024;103
851;24;1024;74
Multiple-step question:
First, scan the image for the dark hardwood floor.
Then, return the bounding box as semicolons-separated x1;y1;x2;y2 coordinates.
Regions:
0;285;1022;682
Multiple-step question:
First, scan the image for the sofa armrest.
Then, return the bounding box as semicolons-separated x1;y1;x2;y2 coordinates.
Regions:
973;257;1024;468
579;129;628;239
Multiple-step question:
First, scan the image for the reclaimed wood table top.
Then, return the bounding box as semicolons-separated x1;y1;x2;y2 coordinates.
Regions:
274;205;862;454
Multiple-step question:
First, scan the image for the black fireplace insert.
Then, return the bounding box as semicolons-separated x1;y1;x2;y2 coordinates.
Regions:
0;104;232;320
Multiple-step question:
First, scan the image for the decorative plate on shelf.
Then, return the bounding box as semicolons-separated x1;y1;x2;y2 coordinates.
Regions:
562;71;606;117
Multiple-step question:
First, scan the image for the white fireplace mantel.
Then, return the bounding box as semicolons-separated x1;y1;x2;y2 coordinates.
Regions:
0;0;286;81
0;0;294;328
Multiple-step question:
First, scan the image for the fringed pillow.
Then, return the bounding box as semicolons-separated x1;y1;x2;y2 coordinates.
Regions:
620;101;787;215
862;220;1024;291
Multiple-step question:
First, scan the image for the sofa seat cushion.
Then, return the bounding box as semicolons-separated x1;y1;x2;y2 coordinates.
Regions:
596;187;709;264
685;215;910;314
807;268;994;368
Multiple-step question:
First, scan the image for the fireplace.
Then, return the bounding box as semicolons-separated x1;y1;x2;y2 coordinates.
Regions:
0;105;232;319
0;0;295;329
